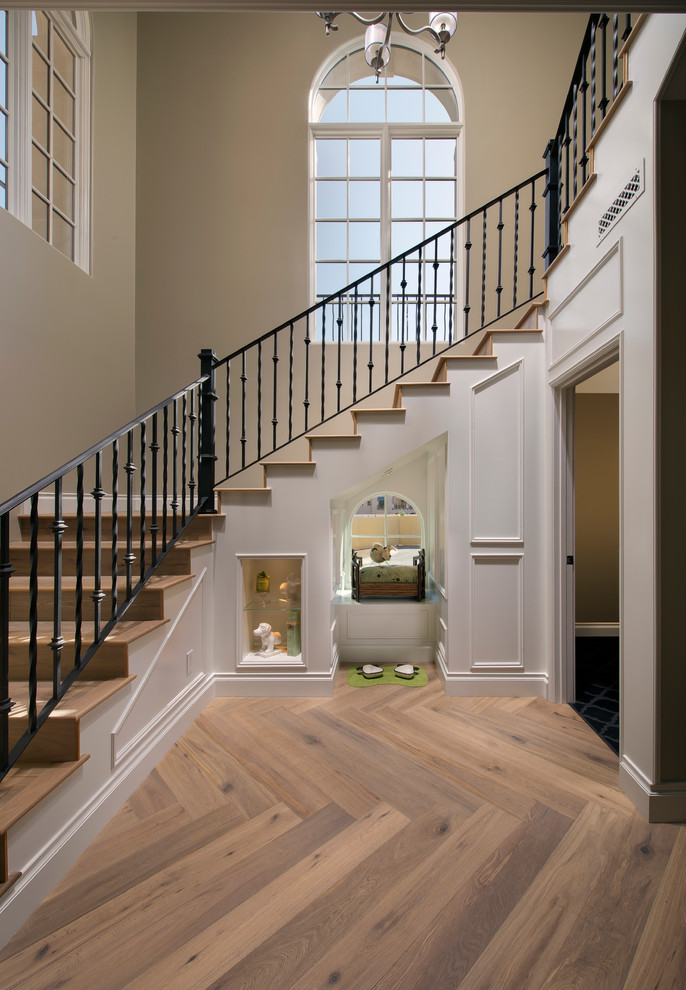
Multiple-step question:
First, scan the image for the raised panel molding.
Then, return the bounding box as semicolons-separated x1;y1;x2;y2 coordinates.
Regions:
470;360;523;544
548;238;623;370
470;554;523;669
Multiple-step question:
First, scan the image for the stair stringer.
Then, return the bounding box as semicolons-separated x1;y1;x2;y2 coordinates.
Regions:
214;325;550;699
0;539;216;949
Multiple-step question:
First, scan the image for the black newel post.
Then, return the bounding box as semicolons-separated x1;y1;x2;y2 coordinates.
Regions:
543;137;561;269
198;348;218;513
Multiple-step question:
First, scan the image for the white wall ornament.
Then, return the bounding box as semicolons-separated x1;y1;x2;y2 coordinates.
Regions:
598;161;645;243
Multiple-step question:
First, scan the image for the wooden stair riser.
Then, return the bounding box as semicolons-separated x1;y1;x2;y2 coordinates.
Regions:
9;544;194;578
17;513;215;544
8;638;129;681
9;715;79;765
9;586;165;623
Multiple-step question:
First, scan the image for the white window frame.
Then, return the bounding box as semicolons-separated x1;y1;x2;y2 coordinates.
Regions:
2;9;91;271
309;33;465;315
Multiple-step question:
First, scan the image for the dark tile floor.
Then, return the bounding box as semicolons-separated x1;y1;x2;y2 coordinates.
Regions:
572;637;620;754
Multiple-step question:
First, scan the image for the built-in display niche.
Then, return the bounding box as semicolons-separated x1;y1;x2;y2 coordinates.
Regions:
238;554;305;667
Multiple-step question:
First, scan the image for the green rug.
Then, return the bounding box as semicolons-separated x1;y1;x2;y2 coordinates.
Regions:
347;665;428;688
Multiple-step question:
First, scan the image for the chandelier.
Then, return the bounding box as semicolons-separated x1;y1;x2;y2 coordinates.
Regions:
316;11;458;81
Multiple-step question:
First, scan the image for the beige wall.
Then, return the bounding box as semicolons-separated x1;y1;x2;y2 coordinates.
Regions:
574;392;620;624
0;12;138;504
134;11;587;411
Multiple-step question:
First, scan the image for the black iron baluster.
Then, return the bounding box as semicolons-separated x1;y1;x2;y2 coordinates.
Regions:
272;331;279;452
198;349;217;507
580;53;589;186
288;322;294;441
162;406;168;551
352;287;359;403
543;138;560;270
416;246;423;366
590;20;597;139
480;209;487;329
513;188;520;306
612;14;619;100
321;305;326;422
496;199;504;319
74;464;84;668
464;218;472;336
225;361;231;479
529;177;537;299
50;481;66;700
384;268;391;381
0;512;12;772
563;112;571;213
257;340;262;461
337;298;343;411
111;439;118;616
304;316;311;432
431;238;439;354
28;497;38;730
572;82;579;199
171;403;180;539
149;417;158;566
368;276;375;395
448;228;454;345
140;422;147;583
188;394;196;515
599;14;609;119
241;351;247;470
125;430;136;601
400;257;407;373
623;14;632;42
181;395;187;527
91;454;105;639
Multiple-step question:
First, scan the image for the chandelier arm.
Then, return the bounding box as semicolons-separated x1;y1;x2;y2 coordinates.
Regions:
394;13;442;45
345;12;388;26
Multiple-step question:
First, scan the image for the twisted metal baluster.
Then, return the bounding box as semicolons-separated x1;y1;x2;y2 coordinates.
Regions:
431;238;439;355
528;178;538;299
304;315;311;433
180;395;186;527
240;351;247;470
28;496;38;731
612;14;619;100
480;209;487;329
225;361;231;479
50;480;66;700
352;287;359;404
368;276;375;395
111;440;118;616
74;464;84;668
272;331;279;453
513;189;520;310
125;430;136;600
580;54;589;186
496;198;504;320
162;406;169;552
590;20;597;139
257;340;262;461
416;247;423;366
400;257;407;373
188;395;196;515
321;305;326;422
91;454;105;640
171;403;180;539
448;228;454;345
149;417;159;566
384;267;391;380
140;422;147;582
463;218;472;337
599;14;609;119
289;322;294;441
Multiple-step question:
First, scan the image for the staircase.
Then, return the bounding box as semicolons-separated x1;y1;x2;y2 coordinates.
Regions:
0;511;216;900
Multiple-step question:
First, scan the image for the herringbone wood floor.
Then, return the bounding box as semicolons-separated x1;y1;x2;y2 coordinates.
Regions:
2;663;684;989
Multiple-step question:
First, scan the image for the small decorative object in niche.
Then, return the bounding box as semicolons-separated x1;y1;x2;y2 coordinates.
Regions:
286;609;301;656
253;621;282;656
256;570;270;593
369;543;395;563
279;571;301;603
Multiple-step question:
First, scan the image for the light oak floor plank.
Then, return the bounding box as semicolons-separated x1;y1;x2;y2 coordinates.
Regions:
2;666;683;989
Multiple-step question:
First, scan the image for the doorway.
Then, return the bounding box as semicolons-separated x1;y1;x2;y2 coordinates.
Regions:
562;361;620;752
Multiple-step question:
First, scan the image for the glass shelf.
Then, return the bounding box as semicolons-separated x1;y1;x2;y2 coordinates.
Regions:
244;596;301;612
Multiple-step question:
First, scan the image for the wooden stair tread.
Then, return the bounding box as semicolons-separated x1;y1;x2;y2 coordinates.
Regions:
8;677;135;721
306;434;361;442
259;461;315;468
8;573;192;592
215;487;271;494
351;407;406;414
0;757;90;834
8;618;167;647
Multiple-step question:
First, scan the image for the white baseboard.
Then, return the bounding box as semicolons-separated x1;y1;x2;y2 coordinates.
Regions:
437;658;549;698
337;644;435;665
575;623;620;637
619;757;686;823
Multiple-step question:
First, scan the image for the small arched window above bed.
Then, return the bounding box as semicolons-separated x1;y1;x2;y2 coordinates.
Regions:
351;492;423;559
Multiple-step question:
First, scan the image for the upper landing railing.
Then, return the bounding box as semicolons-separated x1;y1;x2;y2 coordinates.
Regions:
543;12;637;265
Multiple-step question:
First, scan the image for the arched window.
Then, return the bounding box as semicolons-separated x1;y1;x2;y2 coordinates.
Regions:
351;492;423;558
0;9;91;269
310;37;463;321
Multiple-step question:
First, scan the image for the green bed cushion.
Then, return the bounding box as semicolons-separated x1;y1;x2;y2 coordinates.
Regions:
359;564;418;584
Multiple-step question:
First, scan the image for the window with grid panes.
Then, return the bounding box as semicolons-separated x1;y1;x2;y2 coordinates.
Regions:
0;10;90;268
0;11;8;209
311;40;462;340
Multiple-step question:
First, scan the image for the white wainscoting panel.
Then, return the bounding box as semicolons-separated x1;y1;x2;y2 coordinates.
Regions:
471;360;523;543
470;554;523;669
346;608;429;642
